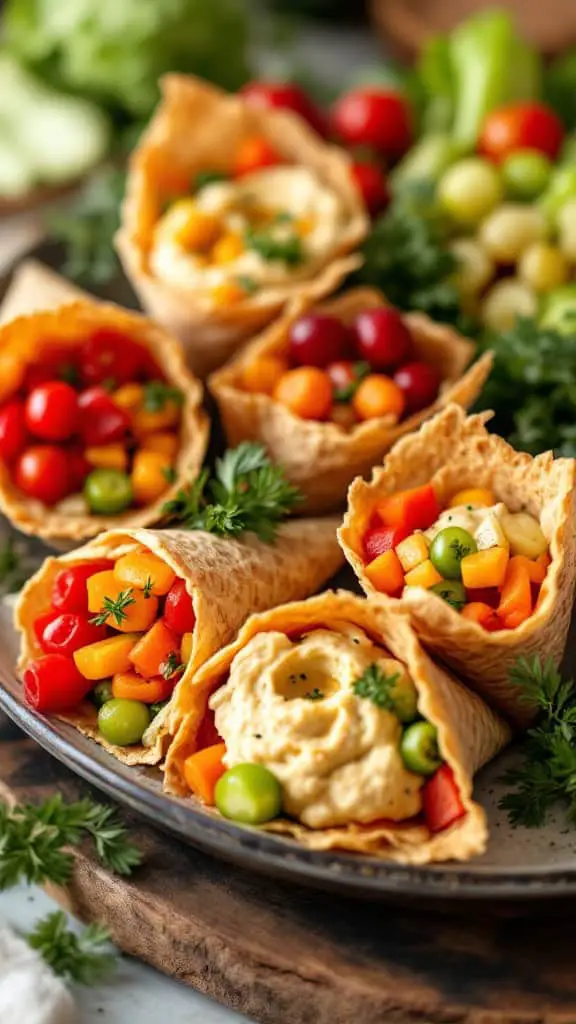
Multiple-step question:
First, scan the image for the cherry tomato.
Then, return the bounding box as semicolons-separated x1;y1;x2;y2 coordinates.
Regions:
351;160;389;217
24;345;79;391
331;89;412;158
479;103;564;163
34;610;61;650
51;560;114;615
352;374;405;421
353;307;412;370
25;381;79;442
164;579;196;635
41;613;108;656
0;400;28;462
240;81;326;137
288;314;350;367
78;388;131;446
422;763;465;834
393;361;441;414
80;329;144;387
233;136;281;177
23;653;93;712
15;446;70;505
274;367;333;420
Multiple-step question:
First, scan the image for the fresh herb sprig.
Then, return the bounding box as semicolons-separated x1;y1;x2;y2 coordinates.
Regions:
162;442;302;542
245;227;304;266
90;589;135;627
46;168;126;287
142;380;184;413
352;664;401;711
0;537;26;594
160;652;185;680
27;912;115;985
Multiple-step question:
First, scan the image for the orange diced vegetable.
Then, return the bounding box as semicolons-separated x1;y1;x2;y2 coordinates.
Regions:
503;610;529;629
181;631;194;664
0;351;25;402
129;619;180;679
133;401;180;435
114;551;176;596
511;554;547;585
183;743;227;805
395;533;429;572
378;485;439;532
141;432;179;460
497;556;532;624
404;559;443;589
449;488;495;509
241;355;288;395
87;570;158;632
172;204;221;250
364;549;405;595
74;633;140;680
233;136;280;177
112;673;174;703
85;445;128;471
537;551;552;570
461;602;502;631
211;232;244;264
210;281;248;307
113;383;144;411
131;450;172;505
460;547;509;589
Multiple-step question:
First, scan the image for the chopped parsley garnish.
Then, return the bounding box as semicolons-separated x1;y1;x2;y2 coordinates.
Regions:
245;227;304;266
160;652;185;680
162;466;177;484
235;274;259;295
304;688;324;700
193;170;228;192
90;589;135;627
142;380;184;413
143;576;154;599
333;362;371;402
353;664;400;712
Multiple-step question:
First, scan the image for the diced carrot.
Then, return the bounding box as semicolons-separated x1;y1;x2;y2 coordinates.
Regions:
461;547;509;589
114;551;176;595
497;556;532;623
377;485;439;533
112;673;174;703
184;743;227;805
73;634;140;680
129;619;180;679
404;559;443;589
364;549;405;595
395;533;429;572
86;571;158;632
449;488;495;509
461;602;503;632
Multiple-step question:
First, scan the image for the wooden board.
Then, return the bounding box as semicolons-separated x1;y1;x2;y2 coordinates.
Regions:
3;713;576;1023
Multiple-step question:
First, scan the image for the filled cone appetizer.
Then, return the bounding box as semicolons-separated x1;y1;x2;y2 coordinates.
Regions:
116;75;368;377
210;287;492;513
164;592;510;864
339;404;576;725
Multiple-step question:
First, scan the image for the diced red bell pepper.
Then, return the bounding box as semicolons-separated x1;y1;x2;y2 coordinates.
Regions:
23;653;94;712
40;613;108;656
78;388;131;447
163;578;196;635
33;611;61;650
51;560;114;614
465;587;499;609
377;484;439;533
24;344;79;392
422;763;466;834
196;708;221;750
79;330;145;387
363;523;409;563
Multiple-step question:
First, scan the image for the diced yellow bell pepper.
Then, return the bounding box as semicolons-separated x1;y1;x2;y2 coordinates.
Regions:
364;550;405;595
114;551;176;596
210;281;247;307
211;233;244;264
461;547;509;589
0;351;25;403
74;633;141;680
141;431;179;460
172;203;221;251
449;488;495;509
181;631;194;664
113;383;144;411
395;533;429;573
296;216;315;237
85;445;128;471
404;559;443;589
87;570;158;632
131;450;172;505
133;402;180;436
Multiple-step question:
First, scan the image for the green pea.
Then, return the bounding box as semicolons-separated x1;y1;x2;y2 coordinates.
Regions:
90;680;113;708
84;469;133;515
215;763;282;825
98;698;150;746
429;579;467;611
400;721;441;775
430;526;477;579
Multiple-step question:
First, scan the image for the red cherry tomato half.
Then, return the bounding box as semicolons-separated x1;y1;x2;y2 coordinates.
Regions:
331;89;412;157
240;81;326;137
363;524;409;562
393;361;441;414
422;763;466;834
164;579;196;636
326;360;357;392
80;329;144;387
24;345;80;392
78;388;131;446
351;160;389;217
23;653;93;712
15;446;71;505
33;610;61;650
51;560;114;614
288;314;350;367
25;381;80;442
353;307;412;371
233;137;281;177
0;400;28;462
479;102;564;163
41;613;108;656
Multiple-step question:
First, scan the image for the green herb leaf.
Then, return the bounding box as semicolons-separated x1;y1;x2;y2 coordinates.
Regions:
352;664;401;712
162;465;177;484
90;589;135;627
0;537;24;594
45;168;126;287
26;912;115;986
160;651;185;680
142;380;184;413
333;361;371;402
235;274;259;295
193;170;228;192
303;688;324;700
143;576;154;599
245;227;304;266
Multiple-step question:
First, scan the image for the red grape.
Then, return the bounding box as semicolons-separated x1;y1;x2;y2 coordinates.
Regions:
353;307;412;371
393;361;441;414
288;314;350;368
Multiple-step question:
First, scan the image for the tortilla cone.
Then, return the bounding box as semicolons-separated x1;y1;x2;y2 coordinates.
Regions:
164;590;510;864
15;517;344;764
0;267;209;543
115;74;368;378
210;286;493;514
339;404;576;727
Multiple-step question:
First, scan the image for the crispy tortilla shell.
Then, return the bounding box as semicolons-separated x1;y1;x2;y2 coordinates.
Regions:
15;518;344;764
339;404;576;726
116;74;368;378
210;286;493;513
164;590;510;864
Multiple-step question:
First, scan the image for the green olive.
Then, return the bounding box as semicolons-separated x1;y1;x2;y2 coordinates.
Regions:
98;698;150;746
214;763;282;825
429;526;477;580
429;579;467;611
389;674;418;724
84;469;133;515
90;680;113;708
400;721;442;776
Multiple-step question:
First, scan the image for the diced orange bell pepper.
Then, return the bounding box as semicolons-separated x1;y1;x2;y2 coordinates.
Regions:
74;633;141;680
461;547;509;589
395;533;429;572
85;445;128;471
133;402;181;436
404;559;443;589
537;551;552;571
87;570;158;632
114;551;176;596
503;610;529;630
181;631;194;664
0;351;25;402
131;450;172;505
112;673;174;703
113;383;144;411
210;281;248;306
129;619;180;679
183;743;227;805
364;549;405;595
141;432;180;460
461;602;502;632
449;488;495;509
511;554;547;585
377;485;439;533
497;556;532;626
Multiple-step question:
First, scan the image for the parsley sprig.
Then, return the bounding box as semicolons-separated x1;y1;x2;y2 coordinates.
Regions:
27;912;115;985
90;589;135;627
162;442;302;542
160;652;185;680
352;664;401;711
245;227;304;266
142;380;184;413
